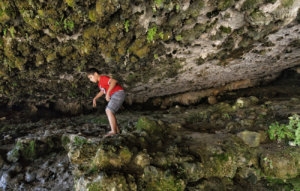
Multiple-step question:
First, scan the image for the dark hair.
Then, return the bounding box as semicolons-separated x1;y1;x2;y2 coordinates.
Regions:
87;68;100;75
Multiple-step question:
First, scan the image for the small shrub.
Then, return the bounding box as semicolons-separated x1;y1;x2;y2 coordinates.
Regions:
147;26;157;43
268;114;300;146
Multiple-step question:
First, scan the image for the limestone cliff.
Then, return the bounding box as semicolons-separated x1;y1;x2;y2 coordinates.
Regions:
0;0;299;112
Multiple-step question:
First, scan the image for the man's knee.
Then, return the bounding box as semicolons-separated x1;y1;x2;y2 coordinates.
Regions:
106;108;113;115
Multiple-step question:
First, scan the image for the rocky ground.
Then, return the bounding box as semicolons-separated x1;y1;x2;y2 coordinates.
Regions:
1;0;300;108
0;69;300;190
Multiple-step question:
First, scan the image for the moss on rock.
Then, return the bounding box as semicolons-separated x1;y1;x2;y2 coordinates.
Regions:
260;146;300;179
87;174;130;191
0;1;11;24
136;116;163;135
141;166;185;191
93;145;133;170
129;38;150;59
217;0;235;11
241;0;264;11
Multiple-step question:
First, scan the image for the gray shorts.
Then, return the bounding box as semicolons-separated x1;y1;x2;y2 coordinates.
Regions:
106;90;125;113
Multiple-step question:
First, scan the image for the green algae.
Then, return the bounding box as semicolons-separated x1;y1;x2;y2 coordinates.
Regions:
136;116;162;135
74;136;87;148
129;38;150;59
142;166;185;191
219;25;232;34
87;175;130;191
241;0;263;11
8;140;37;161
186;0;205;18
144;176;185;191
217;0;235;11
22;140;36;160
93;145;133;170
88;9;97;22
65;0;76;8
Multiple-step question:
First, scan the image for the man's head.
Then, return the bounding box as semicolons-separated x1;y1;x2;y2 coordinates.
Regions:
87;68;100;83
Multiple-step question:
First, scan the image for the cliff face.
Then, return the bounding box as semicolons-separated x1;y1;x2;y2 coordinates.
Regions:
0;0;300;112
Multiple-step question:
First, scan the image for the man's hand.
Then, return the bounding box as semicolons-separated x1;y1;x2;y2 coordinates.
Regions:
105;94;111;102
93;98;97;107
93;91;104;107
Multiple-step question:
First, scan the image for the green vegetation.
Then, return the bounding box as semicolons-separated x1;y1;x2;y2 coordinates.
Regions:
63;19;74;31
136;116;162;134
175;35;182;41
268;114;300;146
219;25;232;34
65;0;76;7
124;20;130;32
217;0;235;11
22;140;36;160
241;0;263;11
147;26;157;43
175;4;180;12
145;176;185;191
55;16;74;31
74;136;87;147
158;31;164;39
154;0;164;6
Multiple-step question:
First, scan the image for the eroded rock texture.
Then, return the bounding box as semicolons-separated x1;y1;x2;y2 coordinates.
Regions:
0;0;299;111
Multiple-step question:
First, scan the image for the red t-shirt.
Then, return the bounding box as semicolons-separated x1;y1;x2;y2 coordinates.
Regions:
98;75;123;96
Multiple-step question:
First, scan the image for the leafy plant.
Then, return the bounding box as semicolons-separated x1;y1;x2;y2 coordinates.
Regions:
268;114;300;146
147;26;157;43
56;16;74;31
124;20;130;32
64;19;74;31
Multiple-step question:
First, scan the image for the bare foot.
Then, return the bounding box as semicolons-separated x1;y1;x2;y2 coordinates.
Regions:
104;131;118;137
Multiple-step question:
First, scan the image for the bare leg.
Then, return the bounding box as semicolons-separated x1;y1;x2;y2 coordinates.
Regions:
105;108;120;137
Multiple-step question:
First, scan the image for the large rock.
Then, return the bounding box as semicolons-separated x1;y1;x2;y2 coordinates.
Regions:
0;0;300;110
260;145;300;179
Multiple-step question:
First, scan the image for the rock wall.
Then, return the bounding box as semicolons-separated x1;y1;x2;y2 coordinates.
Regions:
0;0;300;111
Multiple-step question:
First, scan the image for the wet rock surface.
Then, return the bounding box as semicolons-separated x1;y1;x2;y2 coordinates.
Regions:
0;69;300;190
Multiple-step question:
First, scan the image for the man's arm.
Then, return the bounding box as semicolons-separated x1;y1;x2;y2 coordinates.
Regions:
106;78;118;101
93;91;104;107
